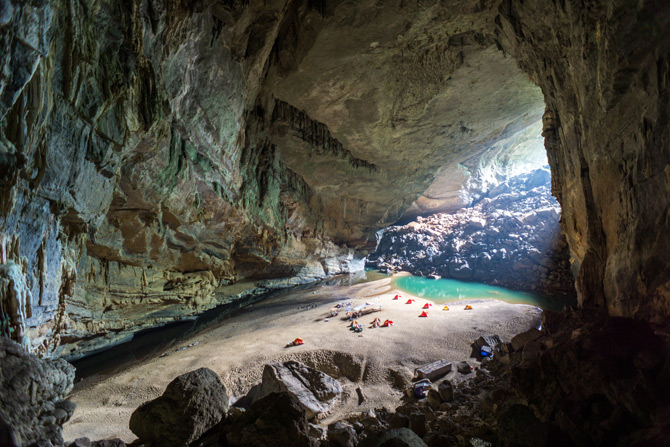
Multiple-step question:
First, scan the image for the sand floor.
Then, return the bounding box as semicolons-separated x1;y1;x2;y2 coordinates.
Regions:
63;275;541;443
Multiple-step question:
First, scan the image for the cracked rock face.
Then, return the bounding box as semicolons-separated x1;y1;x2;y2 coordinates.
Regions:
1;0;670;358
497;0;670;319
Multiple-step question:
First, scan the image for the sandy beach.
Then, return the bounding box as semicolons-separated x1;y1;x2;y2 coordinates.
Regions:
63;275;541;443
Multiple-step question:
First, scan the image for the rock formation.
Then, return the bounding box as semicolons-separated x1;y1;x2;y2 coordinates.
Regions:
246;361;343;421
129;367;229;447
0;0;565;358
370;168;574;295
0;0;668;403
0;336;76;446
497;0;670;319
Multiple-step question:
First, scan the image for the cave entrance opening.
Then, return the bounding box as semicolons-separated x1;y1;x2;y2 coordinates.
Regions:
368;81;577;304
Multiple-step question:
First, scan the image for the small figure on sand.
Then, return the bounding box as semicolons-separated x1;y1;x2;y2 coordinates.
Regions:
382;319;393;327
370;317;382;328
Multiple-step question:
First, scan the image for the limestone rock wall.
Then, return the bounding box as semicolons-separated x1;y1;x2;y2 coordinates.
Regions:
0;0;356;358
1;0;557;358
497;0;670;319
3;0;669;358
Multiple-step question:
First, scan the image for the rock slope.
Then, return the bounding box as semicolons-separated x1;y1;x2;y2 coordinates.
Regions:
369;168;574;296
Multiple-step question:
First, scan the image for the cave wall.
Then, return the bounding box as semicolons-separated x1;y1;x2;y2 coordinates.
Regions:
2;0;670;358
0;0;358;358
497;0;670;320
1;0;557;358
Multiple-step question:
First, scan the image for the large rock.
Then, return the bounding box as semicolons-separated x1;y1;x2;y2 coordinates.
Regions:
358;428;429;447
258;361;343;420
129;367;229;447
224;392;315;447
0;337;75;447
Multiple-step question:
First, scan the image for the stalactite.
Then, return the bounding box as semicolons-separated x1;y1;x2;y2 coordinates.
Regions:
272;99;380;174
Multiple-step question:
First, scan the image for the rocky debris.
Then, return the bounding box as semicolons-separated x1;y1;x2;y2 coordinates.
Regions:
369;168;574;296
456;361;472;374
129;368;229;447
358;428;428;447
438;381;454;403
128;312;670;447
495;310;670;446
246;361;343;420
326;421;358;447
67;439;126;447
196;392;316;447
0;337;75;447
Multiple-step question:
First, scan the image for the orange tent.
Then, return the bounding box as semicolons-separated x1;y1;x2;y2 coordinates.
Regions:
406;299;415;304
442;305;450;311
422;303;432;309
419;311;428;317
464;305;473;310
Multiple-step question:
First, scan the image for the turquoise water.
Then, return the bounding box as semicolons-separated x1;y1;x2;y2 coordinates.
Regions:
392;275;572;311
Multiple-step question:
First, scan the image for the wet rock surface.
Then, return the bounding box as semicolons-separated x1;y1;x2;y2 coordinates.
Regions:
0;336;75;447
370;169;574;295
129;367;229;447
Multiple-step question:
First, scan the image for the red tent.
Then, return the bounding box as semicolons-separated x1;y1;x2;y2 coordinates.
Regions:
406;299;415;304
419;311;428;317
422;303;432;309
393;295;399;300
293;338;304;345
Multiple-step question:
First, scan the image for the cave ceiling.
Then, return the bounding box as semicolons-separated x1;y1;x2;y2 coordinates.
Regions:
2;0;670;357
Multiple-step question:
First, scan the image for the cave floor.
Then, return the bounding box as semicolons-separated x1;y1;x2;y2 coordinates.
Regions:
63;276;541;443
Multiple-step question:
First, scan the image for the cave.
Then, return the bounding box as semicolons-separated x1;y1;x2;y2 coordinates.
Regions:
2;1;670;446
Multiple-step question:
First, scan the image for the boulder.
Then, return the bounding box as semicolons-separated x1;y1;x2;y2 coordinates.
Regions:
456;361;472;374
224;392;315;447
129;367;229;447
359;428;429;447
258;361;343;420
511;328;542;351
327;421;358;447
91;440;126;447
426;389;442;409
438;381;454;402
0;337;75;447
